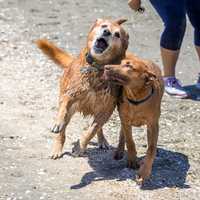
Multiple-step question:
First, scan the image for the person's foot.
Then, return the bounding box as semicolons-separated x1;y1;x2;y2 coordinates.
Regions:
163;77;188;98
196;73;200;89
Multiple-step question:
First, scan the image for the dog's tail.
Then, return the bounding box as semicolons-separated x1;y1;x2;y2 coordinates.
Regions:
36;39;74;68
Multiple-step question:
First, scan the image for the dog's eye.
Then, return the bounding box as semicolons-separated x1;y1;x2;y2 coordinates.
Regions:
123;64;132;68
101;24;108;28
114;32;120;38
122;64;136;72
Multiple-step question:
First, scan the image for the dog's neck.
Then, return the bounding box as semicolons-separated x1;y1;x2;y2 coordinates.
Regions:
85;52;104;70
123;84;154;105
85;50;122;66
79;50;123;75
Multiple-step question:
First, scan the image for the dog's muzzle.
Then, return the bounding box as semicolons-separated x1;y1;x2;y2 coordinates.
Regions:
103;68;128;85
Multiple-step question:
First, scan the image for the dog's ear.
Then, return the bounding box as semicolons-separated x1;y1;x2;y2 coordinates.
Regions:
96;18;103;24
115;18;127;25
89;18;103;33
143;70;157;86
123;33;129;54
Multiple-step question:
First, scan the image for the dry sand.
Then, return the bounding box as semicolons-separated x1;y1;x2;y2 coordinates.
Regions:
0;0;200;199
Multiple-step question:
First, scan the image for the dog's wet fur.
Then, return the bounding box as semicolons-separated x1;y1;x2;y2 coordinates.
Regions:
36;18;129;159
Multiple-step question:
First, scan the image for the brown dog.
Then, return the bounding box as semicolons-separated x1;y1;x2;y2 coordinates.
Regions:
36;18;129;159
104;54;164;184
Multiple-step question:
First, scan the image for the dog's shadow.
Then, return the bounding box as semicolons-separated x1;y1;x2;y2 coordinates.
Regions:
184;84;200;100
69;145;190;190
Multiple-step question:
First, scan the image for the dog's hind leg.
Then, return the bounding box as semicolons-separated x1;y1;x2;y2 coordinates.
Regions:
97;128;109;150
72;112;112;156
136;122;159;185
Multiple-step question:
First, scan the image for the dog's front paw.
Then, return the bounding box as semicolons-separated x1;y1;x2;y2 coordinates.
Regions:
50;145;63;160
50;151;63;160
50;134;65;159
72;140;86;157
136;162;151;185
113;149;124;160
51;122;65;133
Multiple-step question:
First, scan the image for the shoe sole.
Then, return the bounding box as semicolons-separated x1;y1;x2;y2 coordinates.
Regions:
165;91;188;99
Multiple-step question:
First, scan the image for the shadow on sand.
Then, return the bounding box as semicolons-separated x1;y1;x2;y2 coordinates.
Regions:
68;145;190;190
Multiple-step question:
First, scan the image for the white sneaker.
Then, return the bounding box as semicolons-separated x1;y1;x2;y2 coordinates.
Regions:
163;77;188;98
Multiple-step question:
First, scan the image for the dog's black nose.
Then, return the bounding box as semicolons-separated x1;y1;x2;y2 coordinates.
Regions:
103;29;111;36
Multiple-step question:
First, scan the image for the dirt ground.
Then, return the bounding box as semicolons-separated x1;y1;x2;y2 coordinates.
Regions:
1;0;200;199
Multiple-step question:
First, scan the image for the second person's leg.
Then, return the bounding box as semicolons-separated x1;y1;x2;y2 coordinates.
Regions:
150;0;188;97
186;0;200;89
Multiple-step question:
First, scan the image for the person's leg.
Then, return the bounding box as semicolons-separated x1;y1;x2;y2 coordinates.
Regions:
196;47;200;89
195;46;200;88
161;48;179;77
186;0;200;88
196;46;200;61
186;0;200;58
150;0;186;76
194;21;200;89
150;0;188;97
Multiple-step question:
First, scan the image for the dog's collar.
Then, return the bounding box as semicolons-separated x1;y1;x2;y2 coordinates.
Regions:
80;52;104;74
127;87;154;106
85;51;94;65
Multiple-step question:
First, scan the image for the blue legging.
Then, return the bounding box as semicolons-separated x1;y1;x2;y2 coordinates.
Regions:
150;0;200;50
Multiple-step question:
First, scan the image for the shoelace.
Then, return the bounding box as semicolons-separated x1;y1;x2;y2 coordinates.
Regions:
167;78;181;88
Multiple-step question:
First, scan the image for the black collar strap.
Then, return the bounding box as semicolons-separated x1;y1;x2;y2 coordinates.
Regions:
80;52;104;74
85;52;94;65
85;52;104;70
127;87;154;106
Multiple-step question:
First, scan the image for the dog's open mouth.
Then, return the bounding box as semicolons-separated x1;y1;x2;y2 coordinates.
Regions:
94;37;109;54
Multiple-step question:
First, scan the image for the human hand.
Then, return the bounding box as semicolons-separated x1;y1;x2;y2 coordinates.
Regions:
128;0;145;13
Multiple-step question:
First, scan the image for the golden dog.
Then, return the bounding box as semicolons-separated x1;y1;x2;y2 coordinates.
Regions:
36;18;129;159
104;54;164;184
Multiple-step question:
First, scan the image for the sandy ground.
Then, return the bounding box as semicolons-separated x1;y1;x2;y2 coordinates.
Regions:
0;0;200;199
